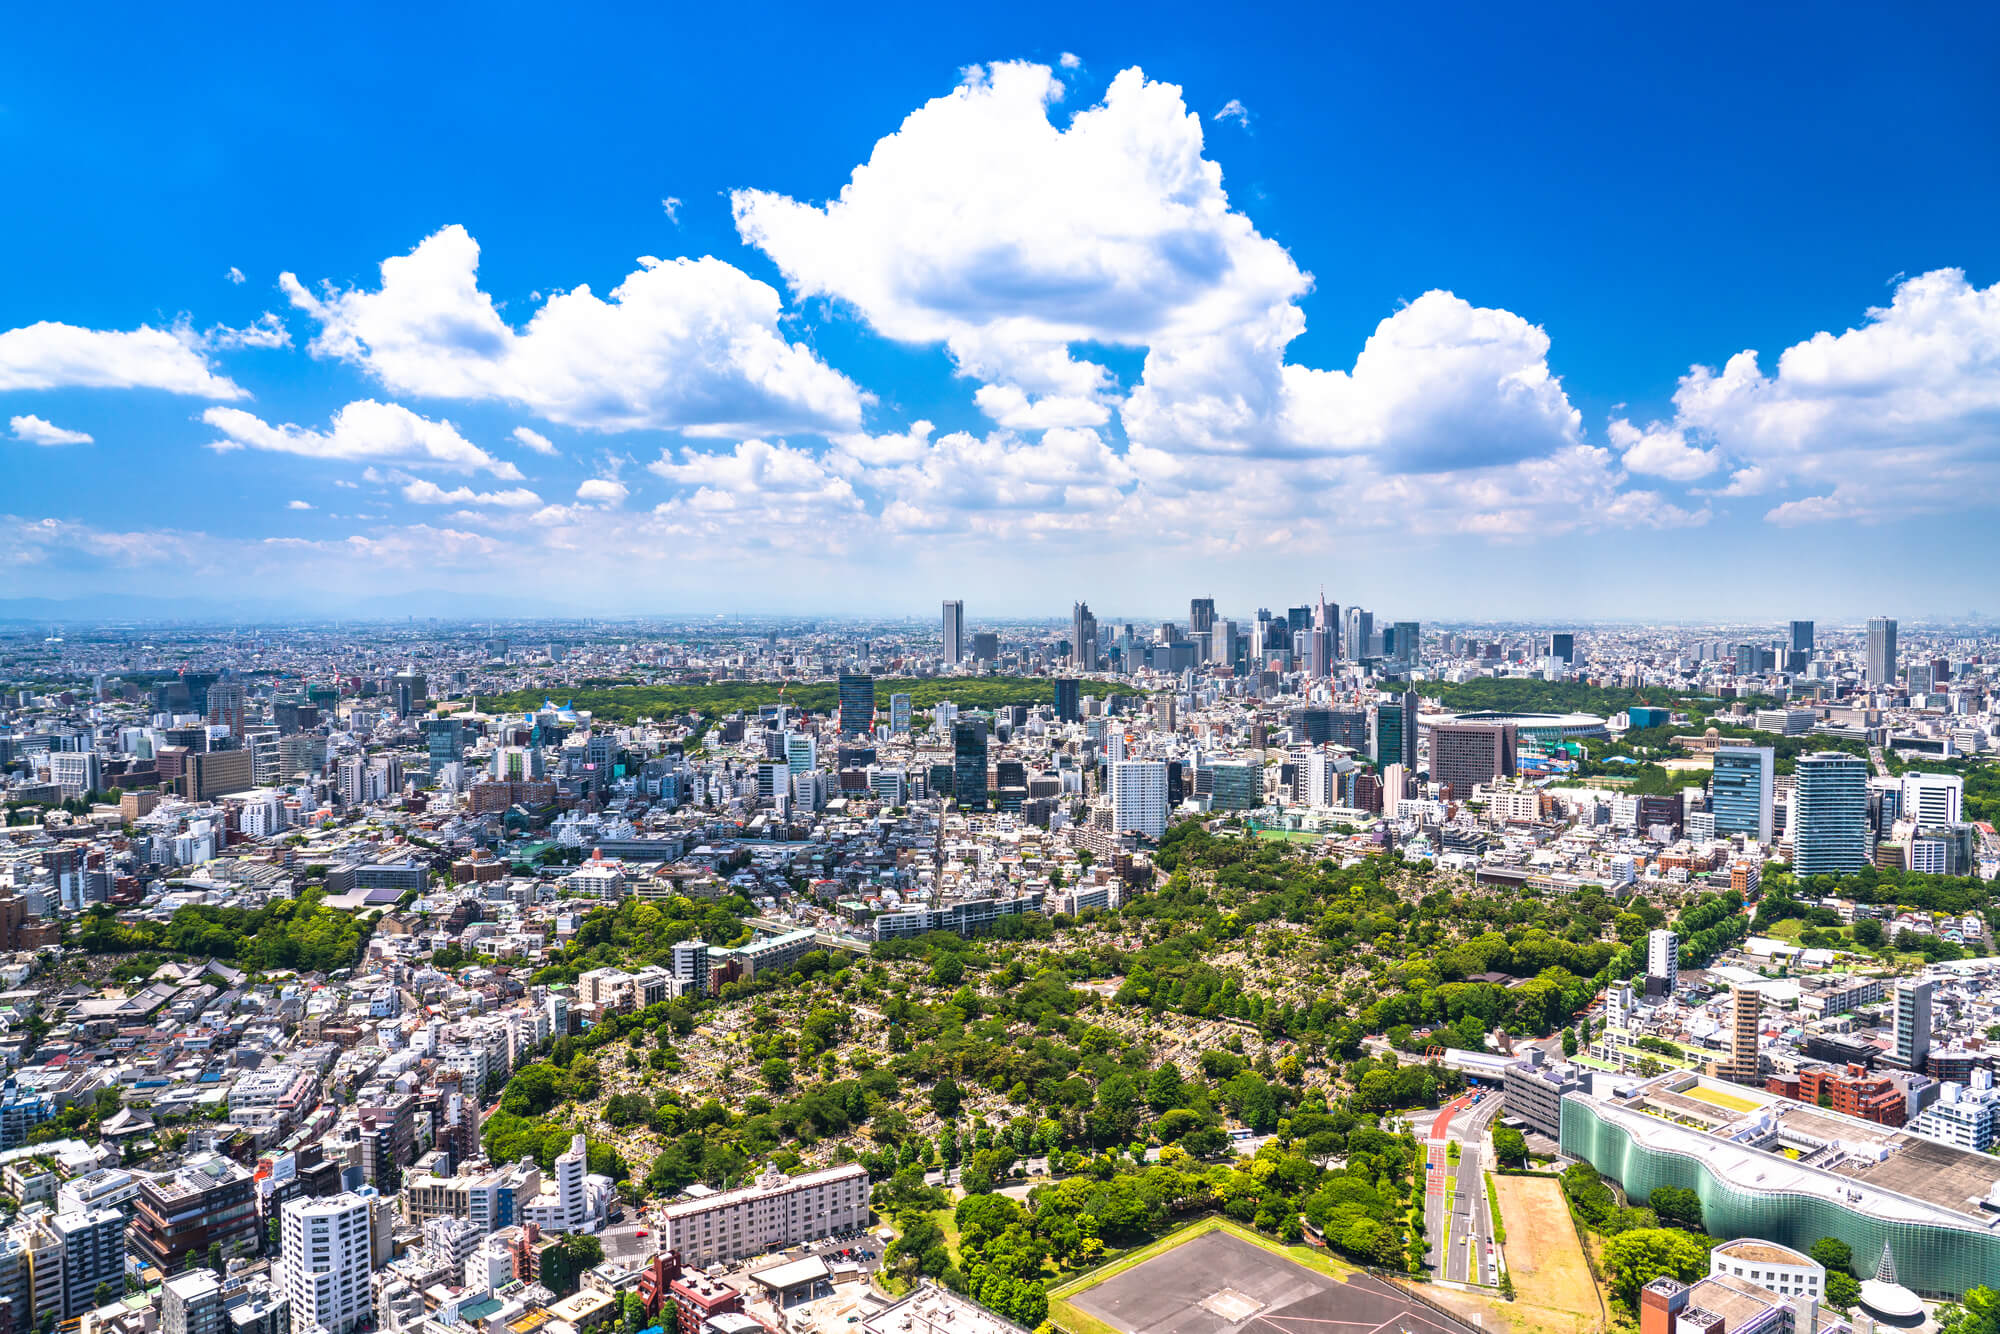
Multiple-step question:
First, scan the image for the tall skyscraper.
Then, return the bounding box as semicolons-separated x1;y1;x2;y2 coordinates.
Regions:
1646;928;1680;997
1371;690;1418;771
1429;721;1517;799
889;692;913;734
1892;979;1934;1072
1548;632;1576;664
281;1193;372;1334
942;600;964;666
1866;616;1898;686
1793;751;1870;876
837;672;874;737
1071;602;1098;670
1109;760;1170;840
1391;620;1420;667
1343;607;1373;661
952;720;989;810
1789;620;1815;655
1189;597;1216;637
1710;746;1775;843
1053;678;1080;724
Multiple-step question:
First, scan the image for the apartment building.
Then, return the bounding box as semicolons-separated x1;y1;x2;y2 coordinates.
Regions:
658;1164;868;1267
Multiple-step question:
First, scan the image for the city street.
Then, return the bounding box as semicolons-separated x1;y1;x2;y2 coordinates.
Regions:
1421;1091;1502;1287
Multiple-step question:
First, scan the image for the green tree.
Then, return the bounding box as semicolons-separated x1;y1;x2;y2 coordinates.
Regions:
1939;1287;2000;1334
1602;1228;1708;1305
929;1077;962;1119
1492;1126;1529;1166
759;1058;793;1093
1825;1272;1862;1310
1808;1237;1855;1274
1648;1186;1704;1233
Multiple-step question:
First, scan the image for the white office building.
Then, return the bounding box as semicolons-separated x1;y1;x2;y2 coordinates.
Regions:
281;1192;372;1334
1902;772;1964;827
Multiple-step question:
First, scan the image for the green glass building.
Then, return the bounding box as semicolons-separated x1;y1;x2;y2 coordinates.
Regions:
1562;1095;2000;1299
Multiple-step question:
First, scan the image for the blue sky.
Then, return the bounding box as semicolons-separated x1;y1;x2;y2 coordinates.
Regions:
4;2;1999;620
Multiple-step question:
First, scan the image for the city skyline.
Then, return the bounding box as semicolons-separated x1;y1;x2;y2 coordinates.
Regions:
4;6;2000;616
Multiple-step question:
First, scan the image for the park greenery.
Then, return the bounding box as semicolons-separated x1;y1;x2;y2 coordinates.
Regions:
71;891;374;973
473;676;1128;725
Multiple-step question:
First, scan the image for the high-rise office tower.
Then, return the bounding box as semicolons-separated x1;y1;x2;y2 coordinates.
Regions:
1313;589;1340;654
1286;605;1312;637
1109;760;1170;840
1343;607;1373;661
1189;597;1216;637
281;1194;372;1334
889;692;912;734
1790;621;1815;655
1371;691;1418;771
1866;617;1898;686
1793;752;1870;875
837;672;874;737
942;601;964;666
1210;620;1236;668
423;717;465;772
952;720;989;810
1306;628;1332;678
1071;602;1097;670
1053;678;1080;723
972;631;999;661
1645;929;1680;997
1710;746;1775;843
1392;621;1420;667
1428;721;1516;799
1548;632;1576;665
1892;979;1934;1072
205;680;247;738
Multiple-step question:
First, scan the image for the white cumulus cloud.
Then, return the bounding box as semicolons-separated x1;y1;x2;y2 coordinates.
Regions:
575;478;629;506
280;224;869;437
0;322;245;397
203;399;523;477
226;267;246;285
9;414;93;446
1213;98;1250;126
1647;268;2000;523
400;479;542;508
512;426;559;456
287;500;314;510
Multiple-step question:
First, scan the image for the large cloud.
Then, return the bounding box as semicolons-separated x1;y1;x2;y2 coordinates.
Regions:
204;400;523;477
0;321;244;397
1616;268;2000;523
281;225;869;437
734;61;1590;489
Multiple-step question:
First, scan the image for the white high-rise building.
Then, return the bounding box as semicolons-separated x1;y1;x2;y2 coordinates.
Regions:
281;1193;372;1334
1902;772;1964;827
1109;760;1169;840
1646;929;1680;996
521;1134;590;1233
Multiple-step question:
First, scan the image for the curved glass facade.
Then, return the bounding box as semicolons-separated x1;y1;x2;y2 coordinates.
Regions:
1561;1101;2000;1299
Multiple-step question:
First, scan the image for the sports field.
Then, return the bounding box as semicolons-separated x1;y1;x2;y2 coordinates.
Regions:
1680;1084;1760;1113
1051;1221;1466;1334
1489;1175;1602;1334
